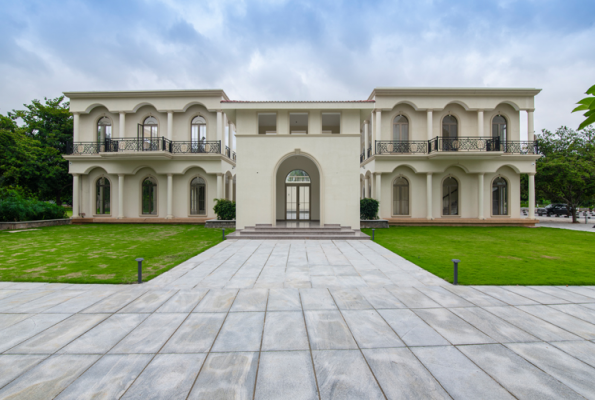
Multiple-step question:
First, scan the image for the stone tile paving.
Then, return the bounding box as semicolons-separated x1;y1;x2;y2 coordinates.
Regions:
1;239;595;399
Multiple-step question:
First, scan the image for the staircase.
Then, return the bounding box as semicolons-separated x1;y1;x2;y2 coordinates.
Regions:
226;224;370;240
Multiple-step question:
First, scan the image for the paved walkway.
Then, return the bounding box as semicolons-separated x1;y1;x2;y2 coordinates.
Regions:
1;240;595;399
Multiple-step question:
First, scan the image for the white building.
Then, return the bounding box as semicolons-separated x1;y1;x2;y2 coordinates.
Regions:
64;87;540;230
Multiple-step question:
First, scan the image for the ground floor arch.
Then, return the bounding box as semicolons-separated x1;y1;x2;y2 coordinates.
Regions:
275;155;321;222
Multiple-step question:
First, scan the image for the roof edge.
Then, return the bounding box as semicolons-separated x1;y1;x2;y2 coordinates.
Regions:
368;87;542;100
64;89;229;100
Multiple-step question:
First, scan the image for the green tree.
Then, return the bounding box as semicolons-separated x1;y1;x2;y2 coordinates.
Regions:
535;126;595;223
573;84;595;130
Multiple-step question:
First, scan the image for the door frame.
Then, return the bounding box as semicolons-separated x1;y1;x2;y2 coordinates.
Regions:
284;183;312;221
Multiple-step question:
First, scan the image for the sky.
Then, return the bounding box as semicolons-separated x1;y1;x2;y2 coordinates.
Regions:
1;0;594;136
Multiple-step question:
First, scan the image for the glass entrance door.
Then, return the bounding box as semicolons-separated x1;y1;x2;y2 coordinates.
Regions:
286;185;310;220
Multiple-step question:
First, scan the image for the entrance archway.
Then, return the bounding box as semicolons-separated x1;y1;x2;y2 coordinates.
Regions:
275;155;320;222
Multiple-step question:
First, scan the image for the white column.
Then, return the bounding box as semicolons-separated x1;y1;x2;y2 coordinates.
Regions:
226;115;232;154
365;176;370;198
73;113;80;142
528;173;535;220
363;121;369;158
119;112;126;138
228;175;233;200
477;110;484;137
478;173;485;220
167;111;173;141
166;174;173;219
217;173;223;199
371;174;375;200
216;111;223;153
118;174;125;219
375;173;382;202
426;110;433;140
72;174;80;218
527;110;535;142
375;110;382;154
426;173;433;220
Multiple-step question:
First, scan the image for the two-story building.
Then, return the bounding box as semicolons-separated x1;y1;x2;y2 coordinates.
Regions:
64;87;540;232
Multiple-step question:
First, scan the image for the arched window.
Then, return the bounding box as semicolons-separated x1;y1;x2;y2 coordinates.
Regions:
96;177;110;214
492;115;507;143
190;177;206;215
285;170;310;220
442;115;458;139
285;170;310;183
442;177;459;215
191;116;206;144
141;177;157;215
492;177;508;215
141;117;158;150
392;177;409;215
393;115;409;141
97;117;112;143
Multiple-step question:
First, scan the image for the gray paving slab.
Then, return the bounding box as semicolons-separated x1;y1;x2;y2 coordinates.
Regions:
267;288;301;310
300;288;337;310
304;310;358;350
550;340;595;369
313;349;385;400
342;309;404;348
549;303;595;324
0;289;56;312
387;287;441;308
506;342;595;399
450;307;539;343
118;289;178;313
254;351;318;400
6;290;86;313
357;287;406;309
363;348;451;400
230;288;269;311
473;286;539;305
501;286;570;304
0;354;100;400
413;346;515;400
211;311;265;352
155;288;209;313
0;313;70;353
122;354;206;400
193;288;238;312
378;309;449;347
330;288;373;309
485;306;582;341
188;352;258;400
6;314;109;354
530;286;595;303
517;305;595;340
560;286;595;299
0;290;23;301
417;286;474;308
81;289;147;313
56;354;152;399
442;285;507;307
161;312;226;353
460;344;584;400
262;311;310;351
0;354;48;389
60;314;149;354
0;313;33;330
42;289;118;313
414;308;496;345
110;313;187;354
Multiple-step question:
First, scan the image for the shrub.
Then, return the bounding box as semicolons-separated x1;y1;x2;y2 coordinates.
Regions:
213;198;236;220
360;198;379;220
0;192;67;222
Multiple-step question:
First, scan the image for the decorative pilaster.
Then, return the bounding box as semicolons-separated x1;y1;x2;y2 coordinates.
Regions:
118;174;125;219
477;110;484;137
478;173;485;220
426;173;433;220
73;113;80;142
528;173;535;220
72;174;80;218
527;110;535;142
119;112;126;138
166;174;173;219
167;111;173;141
426;110;433;140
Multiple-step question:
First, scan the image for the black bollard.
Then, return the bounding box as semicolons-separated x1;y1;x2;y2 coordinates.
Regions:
222;228;225;240
452;259;460;285
372;229;375;240
136;258;144;284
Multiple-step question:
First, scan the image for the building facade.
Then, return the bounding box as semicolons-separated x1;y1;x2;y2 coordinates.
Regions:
64;87;541;229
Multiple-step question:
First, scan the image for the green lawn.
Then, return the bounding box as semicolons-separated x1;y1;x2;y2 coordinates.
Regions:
0;224;231;284
362;226;595;285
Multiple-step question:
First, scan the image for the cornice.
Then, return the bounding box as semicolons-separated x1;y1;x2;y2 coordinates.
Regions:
369;87;542;99
64;89;229;100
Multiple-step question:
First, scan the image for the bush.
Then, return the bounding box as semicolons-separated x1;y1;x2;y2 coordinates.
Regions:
213;198;236;220
360;198;379;220
0;190;67;222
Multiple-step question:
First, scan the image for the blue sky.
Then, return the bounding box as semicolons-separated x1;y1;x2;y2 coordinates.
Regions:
1;0;594;134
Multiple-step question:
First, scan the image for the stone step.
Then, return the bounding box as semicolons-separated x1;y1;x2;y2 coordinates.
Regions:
226;232;369;240
239;230;357;235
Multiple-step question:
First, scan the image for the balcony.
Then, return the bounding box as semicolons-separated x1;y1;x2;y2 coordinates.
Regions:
373;137;538;156
66;138;236;161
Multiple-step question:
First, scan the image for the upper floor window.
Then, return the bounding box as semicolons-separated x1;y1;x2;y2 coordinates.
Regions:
393;115;409;141
141;116;158;141
442;115;458;139
290;113;308;134
191;116;206;143
322;113;340;134
97;117;112;142
258;113;277;135
492;115;507;143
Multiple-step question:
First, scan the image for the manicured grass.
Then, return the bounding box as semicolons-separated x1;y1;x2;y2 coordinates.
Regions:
0;224;231;284
361;226;595;285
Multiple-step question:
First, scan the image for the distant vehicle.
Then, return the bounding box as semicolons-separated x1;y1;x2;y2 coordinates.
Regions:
538;203;570;217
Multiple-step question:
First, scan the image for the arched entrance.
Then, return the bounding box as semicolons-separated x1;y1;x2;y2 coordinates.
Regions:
275;155;320;223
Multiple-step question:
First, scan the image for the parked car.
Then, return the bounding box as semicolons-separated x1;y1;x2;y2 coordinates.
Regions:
538;203;570;217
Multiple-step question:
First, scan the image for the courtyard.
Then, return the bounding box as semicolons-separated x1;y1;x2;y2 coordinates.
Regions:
1;239;595;399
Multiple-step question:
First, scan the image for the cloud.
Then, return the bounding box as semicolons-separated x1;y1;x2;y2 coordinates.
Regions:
0;0;594;135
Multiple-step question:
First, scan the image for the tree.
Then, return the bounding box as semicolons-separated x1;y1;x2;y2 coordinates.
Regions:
573;84;595;130
535;126;595;223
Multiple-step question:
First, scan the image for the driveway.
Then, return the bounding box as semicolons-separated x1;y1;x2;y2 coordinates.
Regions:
1;240;595;399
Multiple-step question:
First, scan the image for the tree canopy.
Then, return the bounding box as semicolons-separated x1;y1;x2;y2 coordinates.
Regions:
573;84;595;130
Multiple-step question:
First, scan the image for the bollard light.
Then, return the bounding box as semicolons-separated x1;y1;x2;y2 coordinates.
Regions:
222;228;225;240
372;229;375;240
452;259;460;285
136;258;144;284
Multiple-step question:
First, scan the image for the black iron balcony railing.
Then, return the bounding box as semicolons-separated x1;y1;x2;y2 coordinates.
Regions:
376;140;428;154
232;151;236;162
360;150;365;163
372;138;539;157
66;138;225;156
67;142;103;154
367;146;372;158
104;137;171;152
171;141;221;154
